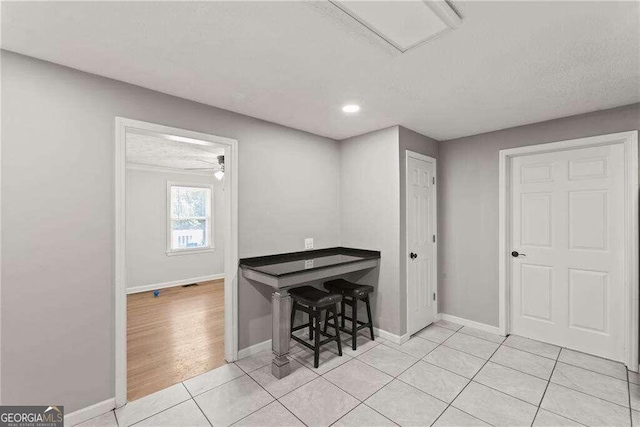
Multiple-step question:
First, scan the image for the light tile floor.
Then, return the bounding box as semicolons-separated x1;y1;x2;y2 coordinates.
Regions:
77;321;640;426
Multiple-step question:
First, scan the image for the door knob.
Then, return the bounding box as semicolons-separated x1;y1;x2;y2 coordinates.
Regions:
511;251;526;258
410;252;418;259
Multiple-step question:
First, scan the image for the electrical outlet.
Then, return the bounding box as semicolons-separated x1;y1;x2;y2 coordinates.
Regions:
304;238;314;250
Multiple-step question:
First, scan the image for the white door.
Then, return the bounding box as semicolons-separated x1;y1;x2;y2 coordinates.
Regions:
510;143;625;361
407;153;437;336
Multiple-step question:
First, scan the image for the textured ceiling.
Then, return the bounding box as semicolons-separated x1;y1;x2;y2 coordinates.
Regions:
126;133;225;170
2;1;639;140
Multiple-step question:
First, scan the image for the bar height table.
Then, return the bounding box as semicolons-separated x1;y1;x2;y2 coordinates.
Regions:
239;247;380;378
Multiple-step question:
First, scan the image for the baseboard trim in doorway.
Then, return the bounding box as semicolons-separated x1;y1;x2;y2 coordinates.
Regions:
237;339;272;360
439;313;504;336
64;398;115;426
126;274;225;295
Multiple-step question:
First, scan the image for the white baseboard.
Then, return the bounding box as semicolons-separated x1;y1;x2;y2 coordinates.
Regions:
439;313;503;336
237;328;409;359
64;398;115;426
373;327;410;345
237;339;272;360
126;273;225;295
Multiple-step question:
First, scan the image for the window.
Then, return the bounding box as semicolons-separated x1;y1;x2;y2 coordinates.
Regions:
167;183;213;254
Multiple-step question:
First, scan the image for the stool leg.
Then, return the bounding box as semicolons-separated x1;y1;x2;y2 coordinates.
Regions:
309;310;314;341
341;299;346;329
290;301;297;338
313;308;321;368
352;298;358;350
333;305;342;356
365;295;375;341
323;309;329;335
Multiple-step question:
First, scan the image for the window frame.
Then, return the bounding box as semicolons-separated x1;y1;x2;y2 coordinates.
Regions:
166;181;215;256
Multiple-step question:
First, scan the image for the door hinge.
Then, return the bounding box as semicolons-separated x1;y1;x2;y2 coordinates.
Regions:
432;177;435;185
433;292;436;301
432;235;436;243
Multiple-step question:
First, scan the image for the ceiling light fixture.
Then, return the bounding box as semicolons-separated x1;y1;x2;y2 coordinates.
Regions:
342;104;361;113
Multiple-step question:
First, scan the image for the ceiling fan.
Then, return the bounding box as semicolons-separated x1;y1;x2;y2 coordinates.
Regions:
185;155;225;180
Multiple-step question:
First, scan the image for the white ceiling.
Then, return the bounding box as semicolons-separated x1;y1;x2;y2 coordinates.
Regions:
127;132;225;170
2;1;638;140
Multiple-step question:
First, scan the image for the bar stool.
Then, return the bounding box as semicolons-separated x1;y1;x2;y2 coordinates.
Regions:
290;286;343;368
323;279;375;350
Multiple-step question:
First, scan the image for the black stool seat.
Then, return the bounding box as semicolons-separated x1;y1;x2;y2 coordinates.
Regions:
325;279;374;298
289;286;342;307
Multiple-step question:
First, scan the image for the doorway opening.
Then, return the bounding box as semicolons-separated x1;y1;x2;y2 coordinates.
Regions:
115;118;238;406
498;131;638;369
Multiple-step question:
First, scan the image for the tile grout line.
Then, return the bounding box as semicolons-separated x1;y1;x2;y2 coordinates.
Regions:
533;348;631;426
180;376;213;427
231;375;285;425
272;339;380;403
420;358;479;381
551;379;633;411
262;341;391;425
533;378;632;427
484;342;629;426
360;327;527;426
190;396;213;427
322;337;401;426
529;353;558;426
235;373;309;427
364;329;486;424
125;397;192;427
549;364;633;409
327;391;397;427
364;335;451;424
429;330;504;426
528;365;603;426
555;359;630;383
130;370;269;427
273;333;396;425
467;374;545;409
484;358;552;382
346;337;450;426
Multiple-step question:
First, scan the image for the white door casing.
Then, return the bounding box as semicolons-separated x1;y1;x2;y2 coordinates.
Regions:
115;118;239;407
406;151;437;336
499;131;639;368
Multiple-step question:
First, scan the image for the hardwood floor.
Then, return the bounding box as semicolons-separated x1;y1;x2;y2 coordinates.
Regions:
127;279;225;401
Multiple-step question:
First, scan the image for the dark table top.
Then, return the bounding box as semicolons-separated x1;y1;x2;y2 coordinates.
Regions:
239;247;380;277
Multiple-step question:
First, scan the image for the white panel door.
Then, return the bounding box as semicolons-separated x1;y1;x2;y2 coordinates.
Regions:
510;144;625;361
407;155;437;335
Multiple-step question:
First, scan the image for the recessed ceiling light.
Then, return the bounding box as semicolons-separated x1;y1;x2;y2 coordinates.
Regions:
342;104;361;113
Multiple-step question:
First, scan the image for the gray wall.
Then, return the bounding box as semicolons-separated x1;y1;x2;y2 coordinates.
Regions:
398;126;439;334
1;51;340;411
438;103;640;326
339;127;401;334
126;169;224;289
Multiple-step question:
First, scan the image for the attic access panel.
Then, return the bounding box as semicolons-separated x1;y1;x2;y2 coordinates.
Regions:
330;0;462;52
